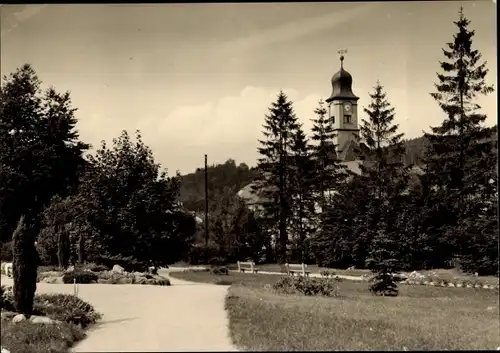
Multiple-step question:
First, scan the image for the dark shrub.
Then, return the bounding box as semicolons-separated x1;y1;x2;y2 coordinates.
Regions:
79;263;109;272
38;265;60;273
34;293;101;328
320;269;337;278
211;266;229;275
273;276;340;297
187;244;219;265
12;215;38;317
1;285;15;311
94;255;147;273
209;257;227;266
56;228;71;269
0;241;13;262
369;273;399;297
62;271;98;284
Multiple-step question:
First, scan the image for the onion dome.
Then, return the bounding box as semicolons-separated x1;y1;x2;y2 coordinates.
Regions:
326;55;359;102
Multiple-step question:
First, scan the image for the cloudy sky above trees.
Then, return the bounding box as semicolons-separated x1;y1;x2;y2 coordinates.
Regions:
1;2;496;174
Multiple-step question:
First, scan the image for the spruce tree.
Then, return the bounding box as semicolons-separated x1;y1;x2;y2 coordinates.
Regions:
312;175;367;268
255;91;300;263
12;215;38;317
288;124;316;262
360;81;407;295
423;7;496;269
310;99;346;205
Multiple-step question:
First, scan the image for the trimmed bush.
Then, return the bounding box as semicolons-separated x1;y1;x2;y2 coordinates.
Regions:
211;266;229;275
62;271;98;284
33;293;102;328
273;276;340;297
12;215;38;317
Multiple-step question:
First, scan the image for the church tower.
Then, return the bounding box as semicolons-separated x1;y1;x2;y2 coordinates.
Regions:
325;50;360;160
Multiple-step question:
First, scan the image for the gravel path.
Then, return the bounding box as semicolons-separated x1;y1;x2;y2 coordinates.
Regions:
1;271;237;352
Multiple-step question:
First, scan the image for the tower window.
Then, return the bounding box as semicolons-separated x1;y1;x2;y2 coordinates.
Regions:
331;116;335;124
344;115;351;124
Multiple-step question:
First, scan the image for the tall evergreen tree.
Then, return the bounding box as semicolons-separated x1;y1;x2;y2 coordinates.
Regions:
310;99;345;205
359;81;408;295
255;91;300;263
312;174;367;268
423;7;496;270
288;124;316;262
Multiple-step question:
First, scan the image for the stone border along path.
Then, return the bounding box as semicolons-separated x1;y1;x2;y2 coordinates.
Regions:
210;268;498;290
1;270;238;352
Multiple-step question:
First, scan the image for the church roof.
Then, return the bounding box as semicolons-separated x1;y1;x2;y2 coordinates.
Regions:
326;56;359;102
339;139;361;162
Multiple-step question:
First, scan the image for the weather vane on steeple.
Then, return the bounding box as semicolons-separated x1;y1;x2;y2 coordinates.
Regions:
338;49;347;68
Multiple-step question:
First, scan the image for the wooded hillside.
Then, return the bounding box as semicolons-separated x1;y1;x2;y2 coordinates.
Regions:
178;126;497;212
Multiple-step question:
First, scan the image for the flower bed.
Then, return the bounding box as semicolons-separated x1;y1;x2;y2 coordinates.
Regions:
401;271;499;290
1;285;101;353
34;263;171;286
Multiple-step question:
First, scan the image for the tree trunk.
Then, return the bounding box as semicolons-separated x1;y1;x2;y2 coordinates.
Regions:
78;232;85;264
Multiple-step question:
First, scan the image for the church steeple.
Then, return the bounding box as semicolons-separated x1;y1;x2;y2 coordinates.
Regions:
326;49;360;160
326;50;359;103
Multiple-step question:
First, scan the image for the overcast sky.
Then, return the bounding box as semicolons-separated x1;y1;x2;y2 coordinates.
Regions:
1;2;497;175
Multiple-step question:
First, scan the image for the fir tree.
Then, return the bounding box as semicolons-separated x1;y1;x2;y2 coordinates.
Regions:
360;81;408;201
310;99;346;205
360;81;407;295
288;124;316;262
255;91;300;263
423;7;496;267
311;175;367;268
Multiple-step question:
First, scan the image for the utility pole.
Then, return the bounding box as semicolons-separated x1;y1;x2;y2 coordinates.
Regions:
204;154;209;247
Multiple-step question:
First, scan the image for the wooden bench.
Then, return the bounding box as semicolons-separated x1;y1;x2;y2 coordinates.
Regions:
237;261;259;274
285;263;310;277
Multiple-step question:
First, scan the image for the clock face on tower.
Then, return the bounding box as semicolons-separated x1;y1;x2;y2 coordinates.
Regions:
343;102;352;113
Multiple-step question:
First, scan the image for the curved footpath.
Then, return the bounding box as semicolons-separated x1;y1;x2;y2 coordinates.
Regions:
1;270;238;352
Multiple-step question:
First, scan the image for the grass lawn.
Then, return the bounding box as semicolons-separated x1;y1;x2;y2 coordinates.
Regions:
170;270;500;350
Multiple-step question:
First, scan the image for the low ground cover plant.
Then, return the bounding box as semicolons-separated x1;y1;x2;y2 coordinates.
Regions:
211;266;229;275
273;276;340;297
33;294;102;327
62;270;99;284
1;285;101;353
1;317;86;353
